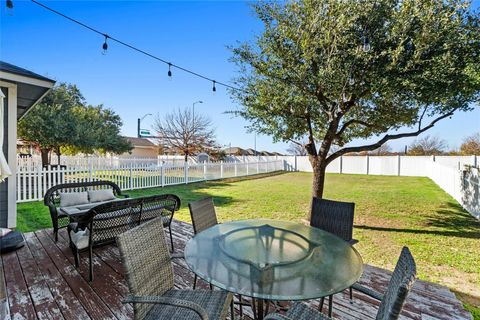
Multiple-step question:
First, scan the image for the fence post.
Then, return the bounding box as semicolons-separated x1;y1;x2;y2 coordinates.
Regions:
184;162;188;184
220;161;224;178
472;155;477;168
129;163;133;189
234;161;238;177
89;159;93;181
161;164;165;187
256;161;259;174
204;163;207;180
246;161;249;175
397;155;401;176
339;156;343;174
366;155;370;175
37;165;43;200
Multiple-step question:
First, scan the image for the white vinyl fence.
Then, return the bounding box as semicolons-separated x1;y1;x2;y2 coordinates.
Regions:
16;160;284;203
281;155;480;219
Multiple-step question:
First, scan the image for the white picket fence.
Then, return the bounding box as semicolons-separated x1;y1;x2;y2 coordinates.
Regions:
16;160;284;203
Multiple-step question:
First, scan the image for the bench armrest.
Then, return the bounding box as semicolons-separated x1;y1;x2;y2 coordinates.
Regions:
352;283;384;301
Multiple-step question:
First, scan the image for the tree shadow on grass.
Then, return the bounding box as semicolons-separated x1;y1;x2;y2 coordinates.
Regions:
355;202;480;239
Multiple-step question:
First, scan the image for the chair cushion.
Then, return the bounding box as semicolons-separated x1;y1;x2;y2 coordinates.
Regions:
144;289;232;320
70;228;90;250
60;192;89;207
88;189;116;203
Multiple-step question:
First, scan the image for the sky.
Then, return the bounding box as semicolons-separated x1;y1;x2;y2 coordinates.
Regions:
1;0;479;154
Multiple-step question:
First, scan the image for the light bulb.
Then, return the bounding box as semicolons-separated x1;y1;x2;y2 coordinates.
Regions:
363;36;371;52
349;76;355;86
6;0;13;15
212;81;217;93
102;35;108;55
168;63;172;80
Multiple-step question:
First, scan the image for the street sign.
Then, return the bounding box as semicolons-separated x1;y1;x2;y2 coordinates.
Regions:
140;129;151;136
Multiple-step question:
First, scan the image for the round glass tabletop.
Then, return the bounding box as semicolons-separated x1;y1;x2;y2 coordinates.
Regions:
184;219;363;301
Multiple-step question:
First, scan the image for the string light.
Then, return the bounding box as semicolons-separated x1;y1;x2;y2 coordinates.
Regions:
6;0;13;15
102;34;109;55
363;35;371;52
168;63;172;78
348;75;355;86
29;0;247;94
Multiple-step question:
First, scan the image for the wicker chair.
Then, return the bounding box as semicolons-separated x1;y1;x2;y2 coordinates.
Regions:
44;180;128;242
116;217;234;320
68;194;180;281
188;197;218;289
264;247;416;320
310;197;357;316
188;197;218;234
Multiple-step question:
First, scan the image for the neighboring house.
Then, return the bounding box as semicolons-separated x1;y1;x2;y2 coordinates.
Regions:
0;61;55;228
121;137;159;158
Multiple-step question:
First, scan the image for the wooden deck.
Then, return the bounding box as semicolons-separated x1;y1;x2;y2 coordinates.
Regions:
1;219;472;320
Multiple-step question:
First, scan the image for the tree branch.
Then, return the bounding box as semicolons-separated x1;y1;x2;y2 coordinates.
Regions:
326;109;457;164
336;119;385;138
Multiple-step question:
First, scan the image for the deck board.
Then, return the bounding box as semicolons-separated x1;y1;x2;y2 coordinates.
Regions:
1;220;472;320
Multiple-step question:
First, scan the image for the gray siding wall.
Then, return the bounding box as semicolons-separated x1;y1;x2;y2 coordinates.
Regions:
0;87;8;227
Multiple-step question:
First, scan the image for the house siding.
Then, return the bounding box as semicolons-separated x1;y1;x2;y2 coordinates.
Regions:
0;87;8;227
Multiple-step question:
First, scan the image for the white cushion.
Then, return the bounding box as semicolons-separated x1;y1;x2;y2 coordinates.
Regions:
88;189;116;203
60;192;89;207
70;228;90;250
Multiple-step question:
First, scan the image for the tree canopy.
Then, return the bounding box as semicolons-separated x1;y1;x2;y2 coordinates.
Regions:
230;0;480;201
18;83;132;165
460;132;480;155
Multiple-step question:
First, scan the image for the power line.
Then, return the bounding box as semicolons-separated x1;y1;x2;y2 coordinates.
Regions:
28;0;246;93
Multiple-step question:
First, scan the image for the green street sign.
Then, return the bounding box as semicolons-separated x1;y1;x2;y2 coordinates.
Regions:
140;129;151;136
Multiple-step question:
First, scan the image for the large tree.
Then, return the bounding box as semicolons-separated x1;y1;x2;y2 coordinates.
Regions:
18;83;132;166
18;83;84;165
230;0;479;212
153;107;216;162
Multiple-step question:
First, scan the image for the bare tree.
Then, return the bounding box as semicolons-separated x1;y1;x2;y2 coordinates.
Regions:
369;144;392;156
287;140;308;156
154;108;216;162
408;135;447;156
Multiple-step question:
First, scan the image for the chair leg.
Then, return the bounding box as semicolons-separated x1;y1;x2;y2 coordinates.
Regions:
328;294;333;318
319;297;324;312
193;274;197;289
230;299;235;320
238;295;243;318
209;283;213;290
72;247;80;268
54;228;58;242
89;247;93;282
349;286;353;303
168;224;174;252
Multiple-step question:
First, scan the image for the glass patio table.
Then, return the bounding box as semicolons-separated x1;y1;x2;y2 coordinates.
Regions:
184;219;363;319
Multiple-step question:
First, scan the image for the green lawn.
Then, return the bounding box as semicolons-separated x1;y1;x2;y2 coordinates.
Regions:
17;172;480;315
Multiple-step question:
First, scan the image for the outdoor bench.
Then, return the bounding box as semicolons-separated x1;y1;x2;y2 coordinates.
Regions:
67;193;181;281
44;180;129;242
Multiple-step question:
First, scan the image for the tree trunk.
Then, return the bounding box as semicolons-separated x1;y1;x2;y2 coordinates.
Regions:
55;147;61;165
40;148;50;167
308;155;328;220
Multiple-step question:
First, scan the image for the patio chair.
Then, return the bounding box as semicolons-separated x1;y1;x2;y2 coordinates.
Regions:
188;197;245;316
264;247;417;320
310;197;357;316
188;197;218;289
116;217;234;320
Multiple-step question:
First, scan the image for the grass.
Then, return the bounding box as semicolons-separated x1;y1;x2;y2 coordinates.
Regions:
17;172;480;317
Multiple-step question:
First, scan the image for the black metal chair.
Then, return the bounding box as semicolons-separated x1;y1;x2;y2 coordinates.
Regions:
264;247;417;320
310;197;357;316
116;217;234;320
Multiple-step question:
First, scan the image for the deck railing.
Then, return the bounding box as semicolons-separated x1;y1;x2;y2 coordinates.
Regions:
16;160;285;203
